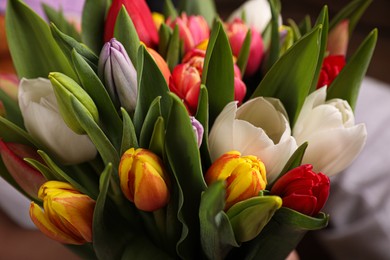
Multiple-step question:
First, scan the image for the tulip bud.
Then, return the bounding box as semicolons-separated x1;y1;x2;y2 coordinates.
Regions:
233;65;246;105
104;0;159;47
226;18;264;76
49;72;99;134
327;20;349;56
0;140;46;199
270;164;330;216
317;55;346;89
29;181;95;245
98;38;138;112
169;63;201;115
119;148;170;212
205;151;267;210
166;13;210;53
146;46;171;85
190;116;204;148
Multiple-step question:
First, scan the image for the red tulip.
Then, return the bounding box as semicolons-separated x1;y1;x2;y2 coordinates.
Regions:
270;164;330;216
317;55;346;89
104;0;159;47
0;139;46;199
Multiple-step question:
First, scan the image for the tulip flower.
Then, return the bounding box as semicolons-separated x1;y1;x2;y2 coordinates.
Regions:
146;46;171;85
209;98;298;182
0;140;46;199
166;13;210;53
226;18;264;76
98;38;138;112
119;148;170;212
190;116;204;148
293;87;367;176
317;55;346;89
270;164;330;216
18;78;97;164
29;181;95;245
327;20;349;56
205;151;267;210
104;0;158;47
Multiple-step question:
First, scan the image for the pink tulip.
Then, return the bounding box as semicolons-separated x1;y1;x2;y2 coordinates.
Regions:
166;13;210;53
226;18;264;76
327;20;349;56
0;139;46;199
104;0;159;47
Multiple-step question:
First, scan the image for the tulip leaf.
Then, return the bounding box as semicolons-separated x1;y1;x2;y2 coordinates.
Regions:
199;181;239;260
195;85;212;170
327;29;377;110
263;0;281;71
232;207;328;259
298;15;312;36
51;23;99;72
81;0;109;54
178;0;216;26
120;108;139;155
149;117;165;158
202;20;235;126
163;0;178;21
166;25;181;71
134;46;171;136
140;97;162;149
71;49;123;151
165;93;207;259
329;0;372;36
0;116;38;147
158;23;173;59
226;196;282;243
6;0;76;80
251;26;322;126
114;7;140;68
236;30;251;76
24;158;57;181
70;96;120;167
309;6;329;93
0;88;24;129
42;3;81;42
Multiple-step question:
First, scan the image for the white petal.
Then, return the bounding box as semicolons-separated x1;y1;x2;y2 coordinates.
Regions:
301;124;367;176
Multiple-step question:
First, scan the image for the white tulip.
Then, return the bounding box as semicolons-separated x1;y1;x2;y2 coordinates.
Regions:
228;0;282;33
18;78;97;164
209;97;297;182
293;87;367;176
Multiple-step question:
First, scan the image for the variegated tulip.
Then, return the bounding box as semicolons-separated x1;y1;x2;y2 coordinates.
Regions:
293;87;367;176
18;78;97;164
166;13;210;53
209;98;298;182
205;151;267;210
271;164;330;216
226;18;264;76
0;140;46;199
99;38;138;112
104;0;158;47
29;181;95;245
119;148;170;212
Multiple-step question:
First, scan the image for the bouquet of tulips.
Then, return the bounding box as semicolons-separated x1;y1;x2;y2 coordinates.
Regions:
0;0;377;258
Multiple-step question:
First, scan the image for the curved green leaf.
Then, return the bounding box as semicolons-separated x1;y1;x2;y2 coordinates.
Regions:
195;85;211;170
163;0;178;21
120;108;139;155
24;158;56;181
236;30;251;75
166;25;181;71
263;0;281;71
149;117;165;158
0;88;24;129
0;116;37;147
140;97;162;148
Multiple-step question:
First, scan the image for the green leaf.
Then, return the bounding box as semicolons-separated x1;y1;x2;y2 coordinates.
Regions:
148;117;165;158
327;29;377;110
166;25;181;71
133;46;171;136
81;0;109;54
202;20;235;126
0;88;24;129
114;7;140;68
236;30;251;75
140;97;162;148
24;158;57;181
71;49;123;151
286;19;301;41
51;23;99;72
263;0;281;71
199;181;239;260
42;3;81;42
179;0;216;26
0;116;38;147
6;0;76;79
251;26;323;126
163;0;178;20
158;23;172;59
298;15;312;36
120;108;139;155
165;93;207;259
329;0;372;36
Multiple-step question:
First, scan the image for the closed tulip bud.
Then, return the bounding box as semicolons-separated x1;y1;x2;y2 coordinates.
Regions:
233;65;246;105
190;116;204;148
167;13;210;53
49;72;99;134
205;151;267;210
0;140;46;199
317;55;346;89
270;164;330;216
146;47;171;85
104;0;159;47
98;38;138;112
169;63;201;115
29;181;95;245
119;148;170;212
226;18;264;76
327;20;349;56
